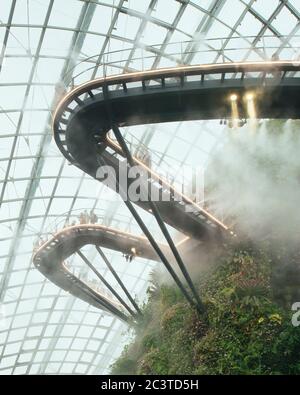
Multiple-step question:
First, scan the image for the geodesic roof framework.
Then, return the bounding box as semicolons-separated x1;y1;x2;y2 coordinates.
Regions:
1;0;300;375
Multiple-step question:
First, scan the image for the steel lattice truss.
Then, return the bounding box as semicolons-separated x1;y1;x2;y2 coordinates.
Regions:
1;0;300;375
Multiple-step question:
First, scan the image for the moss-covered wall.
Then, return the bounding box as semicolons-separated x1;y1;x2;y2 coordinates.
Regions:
111;246;300;375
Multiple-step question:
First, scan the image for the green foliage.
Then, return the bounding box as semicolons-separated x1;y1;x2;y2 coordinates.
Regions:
110;247;300;375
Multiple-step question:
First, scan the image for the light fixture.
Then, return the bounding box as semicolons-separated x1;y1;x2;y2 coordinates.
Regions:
246;93;254;101
230;94;238;102
245;92;257;121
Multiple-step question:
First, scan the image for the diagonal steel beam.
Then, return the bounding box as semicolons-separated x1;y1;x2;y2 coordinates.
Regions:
98;148;200;314
111;124;206;314
96;246;141;315
77;250;137;319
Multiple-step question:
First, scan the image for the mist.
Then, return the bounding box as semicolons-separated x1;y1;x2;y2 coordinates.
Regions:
205;120;300;247
159;119;300;294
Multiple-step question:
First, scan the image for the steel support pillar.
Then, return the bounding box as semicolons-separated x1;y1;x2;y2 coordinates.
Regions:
96;246;142;315
77;250;136;320
111;124;206;314
98;154;200;314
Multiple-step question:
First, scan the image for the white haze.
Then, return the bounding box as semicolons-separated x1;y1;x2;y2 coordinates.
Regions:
205;120;300;246
146;120;300;288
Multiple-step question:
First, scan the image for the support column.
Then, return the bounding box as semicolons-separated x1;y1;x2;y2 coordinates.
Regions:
96;245;142;315
111;124;206;314
77;250;135;320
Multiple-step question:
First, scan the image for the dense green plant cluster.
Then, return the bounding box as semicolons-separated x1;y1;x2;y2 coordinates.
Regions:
111;247;300;375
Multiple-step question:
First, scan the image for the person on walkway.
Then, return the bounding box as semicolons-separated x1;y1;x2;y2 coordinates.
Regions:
84;210;89;224
90;210;98;224
271;53;281;78
33;239;40;252
79;213;85;225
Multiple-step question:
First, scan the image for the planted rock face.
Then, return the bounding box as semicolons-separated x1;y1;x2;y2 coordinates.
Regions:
111;246;300;375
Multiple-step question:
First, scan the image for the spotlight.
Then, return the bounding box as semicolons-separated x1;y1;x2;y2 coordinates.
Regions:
230;94;238;102
246;93;254;101
246;93;257;121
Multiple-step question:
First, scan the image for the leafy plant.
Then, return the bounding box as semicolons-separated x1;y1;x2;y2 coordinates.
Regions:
110;247;300;375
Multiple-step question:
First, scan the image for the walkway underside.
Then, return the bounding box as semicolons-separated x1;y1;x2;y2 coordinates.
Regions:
46;61;300;318
33;224;171;321
53;61;300;242
33;225;204;320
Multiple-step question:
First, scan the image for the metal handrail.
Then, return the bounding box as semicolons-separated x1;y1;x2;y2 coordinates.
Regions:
38;209;136;241
61;36;300;91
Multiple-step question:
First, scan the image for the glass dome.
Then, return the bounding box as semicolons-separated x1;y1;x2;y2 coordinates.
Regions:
1;0;300;375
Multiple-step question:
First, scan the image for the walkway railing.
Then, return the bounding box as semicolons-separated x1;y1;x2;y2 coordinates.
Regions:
59;36;300;91
34;209;138;247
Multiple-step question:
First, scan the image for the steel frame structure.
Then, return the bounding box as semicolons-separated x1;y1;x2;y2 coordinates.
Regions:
33;224;166;321
2;0;300;375
51;60;300;321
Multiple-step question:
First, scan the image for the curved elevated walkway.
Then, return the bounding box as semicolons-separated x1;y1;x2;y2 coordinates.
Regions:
33;225;167;321
53;61;300;242
45;62;300;318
